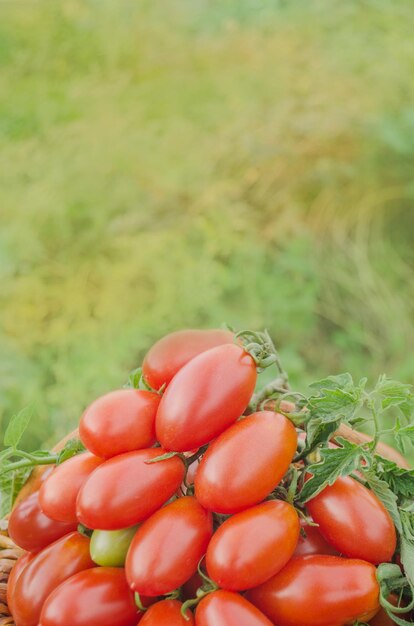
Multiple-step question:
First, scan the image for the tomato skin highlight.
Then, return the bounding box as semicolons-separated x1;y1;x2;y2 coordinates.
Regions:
126;496;212;596
195;411;297;513
142;329;234;390
12;532;94;626
8;491;77;552
294;519;338;557
195;590;274;626
77;449;185;530
306;476;397;564
39;567;140;626
156;343;257;452
139;600;195;625
39;452;104;523
79;389;160;458
245;555;380;626
206;500;299;591
7;552;35;618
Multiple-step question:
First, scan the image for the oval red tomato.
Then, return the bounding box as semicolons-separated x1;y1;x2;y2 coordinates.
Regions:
79;389;160;458
8;491;77;552
142;329;234;390
306;476;397;563
139;600;195;625
246;555;380;626
195;411;297;513
39;452;104;523
12;532;94;626
294;519;338;557
7;552;35;617
156;344;257;452
206;500;299;590
39;568;140;626
195;590;274;626
126;496;212;596
77;449;185;530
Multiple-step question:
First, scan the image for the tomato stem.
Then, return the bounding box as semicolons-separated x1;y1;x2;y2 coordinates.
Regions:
134;592;148;612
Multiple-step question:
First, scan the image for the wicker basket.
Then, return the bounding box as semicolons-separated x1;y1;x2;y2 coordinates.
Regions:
0;421;409;625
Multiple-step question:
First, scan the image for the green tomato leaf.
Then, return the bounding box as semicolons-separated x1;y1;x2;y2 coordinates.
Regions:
0;466;32;517
375;376;414;417
304;416;341;454
57;439;86;465
307;373;365;422
298;438;371;503
395;418;414;453
363;469;402;533
374;456;414;501
4;406;33;449
399;509;414;590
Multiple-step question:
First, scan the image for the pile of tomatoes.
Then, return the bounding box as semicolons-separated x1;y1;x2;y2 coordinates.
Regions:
6;329;400;625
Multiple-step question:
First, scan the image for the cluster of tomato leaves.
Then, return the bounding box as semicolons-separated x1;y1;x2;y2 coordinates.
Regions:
4;328;414;626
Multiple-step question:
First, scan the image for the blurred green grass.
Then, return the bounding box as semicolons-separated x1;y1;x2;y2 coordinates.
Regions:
0;0;414;449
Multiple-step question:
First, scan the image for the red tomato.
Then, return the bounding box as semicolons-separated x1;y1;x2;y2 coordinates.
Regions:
206;500;299;590
79;389;160;458
39;568;140;626
77;449;185;530
142;329;234;390
245;555;380;626
156;344;257;452
126;496;212;596
7;552;35;617
294;519;338;557
8;491;77;552
194;411;297;513
12;532;94;626
139;600;195;625
195;590;274;626
306;476;397;563
39;452;104;523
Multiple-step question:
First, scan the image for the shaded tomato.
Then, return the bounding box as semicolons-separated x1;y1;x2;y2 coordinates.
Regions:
206;500;300;590
369;595;408;626
126;496;212;596
156;344;257;452
7;552;35;617
294;519;338;557
13;532;94;626
77;449;185;530
246;555;380;626
79;389;160;458
140;600;195;625
195;590;274;626
39;567;140;626
142;329;234;390
195;411;297;513
8;491;77;552
182;570;204;600
39;452;104;523
306;476;397;563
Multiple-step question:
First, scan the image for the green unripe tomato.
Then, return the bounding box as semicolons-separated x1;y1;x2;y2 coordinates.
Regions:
90;526;138;567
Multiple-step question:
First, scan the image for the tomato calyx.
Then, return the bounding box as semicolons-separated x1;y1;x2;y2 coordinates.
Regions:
235;329;287;374
125;367;165;395
135;592;148;612
377;563;414;624
180;560;218;619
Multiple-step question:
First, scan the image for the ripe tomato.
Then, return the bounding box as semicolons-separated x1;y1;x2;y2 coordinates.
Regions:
39;568;140;626
194;411;297;513
12;532;94;626
306;476;397;563
139;600;195;625
294;519;338;557
8;491;77;552
7;553;35;617
39;452;104;523
156;344;257;452
126;496;212;596
195;590;274;626
142;329;234;390
79;389;160;458
206;500;299;590
77;449;185;530
245;555;380;626
90;526;138;567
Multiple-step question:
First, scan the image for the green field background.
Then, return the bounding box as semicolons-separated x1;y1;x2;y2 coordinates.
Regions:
1;1;413;450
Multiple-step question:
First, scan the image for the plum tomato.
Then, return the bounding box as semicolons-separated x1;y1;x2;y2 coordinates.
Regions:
39;452;104;523
12;532;94;626
90;526;138;567
126;496;212;596
245;555;380;626
155;343;257;452
194;411;297;513
7;552;35;617
306;476;397;563
142;329;234;390
77;449;185;530
206;500;300;590
38;568;140;626
195;590;274;626
139;600;195;625
294;518;338;557
79;389;160;458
